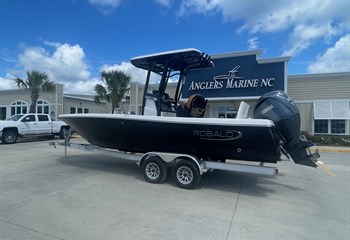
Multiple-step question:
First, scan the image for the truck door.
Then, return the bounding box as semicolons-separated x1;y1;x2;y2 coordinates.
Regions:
37;114;52;133
19;114;38;134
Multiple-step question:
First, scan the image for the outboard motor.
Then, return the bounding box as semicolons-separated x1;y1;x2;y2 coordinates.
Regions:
253;91;319;167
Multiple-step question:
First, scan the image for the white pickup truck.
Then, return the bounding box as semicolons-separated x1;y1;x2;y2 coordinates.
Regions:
0;114;70;144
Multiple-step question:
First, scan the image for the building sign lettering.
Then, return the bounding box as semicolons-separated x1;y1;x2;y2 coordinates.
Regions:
182;52;288;99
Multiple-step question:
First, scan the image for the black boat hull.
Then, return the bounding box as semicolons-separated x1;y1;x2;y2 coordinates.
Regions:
60;114;281;163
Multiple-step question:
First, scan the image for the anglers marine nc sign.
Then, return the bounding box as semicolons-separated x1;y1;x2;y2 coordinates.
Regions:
182;51;289;99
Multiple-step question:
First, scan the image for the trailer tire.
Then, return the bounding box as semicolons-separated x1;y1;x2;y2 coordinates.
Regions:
2;130;18;144
172;159;201;189
142;156;167;184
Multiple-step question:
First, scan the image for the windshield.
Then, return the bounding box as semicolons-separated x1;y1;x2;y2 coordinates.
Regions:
6;114;24;121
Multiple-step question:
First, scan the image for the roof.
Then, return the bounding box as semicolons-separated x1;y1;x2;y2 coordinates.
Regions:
130;48;213;73
63;94;97;102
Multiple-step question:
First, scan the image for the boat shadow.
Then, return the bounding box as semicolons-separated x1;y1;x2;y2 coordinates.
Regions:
57;153;143;180
57;153;305;196
197;169;305;196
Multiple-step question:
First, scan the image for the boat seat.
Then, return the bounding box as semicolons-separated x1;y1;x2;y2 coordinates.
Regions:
236;101;250;119
176;94;207;118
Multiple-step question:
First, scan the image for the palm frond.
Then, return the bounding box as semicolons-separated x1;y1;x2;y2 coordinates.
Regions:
14;70;55;113
42;79;56;92
97;69;131;109
94;84;109;103
14;78;28;89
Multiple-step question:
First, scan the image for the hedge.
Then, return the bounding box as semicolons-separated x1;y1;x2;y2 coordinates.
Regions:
301;131;350;146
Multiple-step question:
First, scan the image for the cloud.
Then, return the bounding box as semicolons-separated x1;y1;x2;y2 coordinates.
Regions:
66;61;163;94
307;34;350;73
0;41;159;94
100;62;162;84
154;0;173;7
64;79;101;95
247;37;259;50
177;0;218;17
0;76;17;90
282;23;340;56
88;0;122;14
18;43;91;83
0;42;99;94
176;0;350;56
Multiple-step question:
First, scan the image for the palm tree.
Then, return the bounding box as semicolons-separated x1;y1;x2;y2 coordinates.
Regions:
95;70;131;113
15;71;56;113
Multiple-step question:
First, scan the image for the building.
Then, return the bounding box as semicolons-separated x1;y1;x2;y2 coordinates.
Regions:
129;50;350;136
1;50;349;136
0;84;113;120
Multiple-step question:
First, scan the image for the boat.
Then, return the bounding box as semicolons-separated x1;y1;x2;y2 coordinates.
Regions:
59;48;319;167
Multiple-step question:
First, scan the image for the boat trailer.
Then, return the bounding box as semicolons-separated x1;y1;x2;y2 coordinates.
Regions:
50;132;278;189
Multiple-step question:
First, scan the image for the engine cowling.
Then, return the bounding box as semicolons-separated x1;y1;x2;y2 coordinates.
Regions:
253;91;319;167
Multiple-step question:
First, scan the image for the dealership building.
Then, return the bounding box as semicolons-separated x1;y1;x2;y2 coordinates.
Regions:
129;50;350;136
1;50;349;136
0;84;112;121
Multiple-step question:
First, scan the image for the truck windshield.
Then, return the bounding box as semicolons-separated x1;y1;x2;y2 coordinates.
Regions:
6;115;24;121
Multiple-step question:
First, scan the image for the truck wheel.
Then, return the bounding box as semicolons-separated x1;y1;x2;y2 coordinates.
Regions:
2;130;18;144
142;156;167;184
47;134;55;139
172;159;201;189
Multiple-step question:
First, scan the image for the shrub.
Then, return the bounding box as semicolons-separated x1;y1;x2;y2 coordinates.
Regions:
341;136;350;146
301;131;350;146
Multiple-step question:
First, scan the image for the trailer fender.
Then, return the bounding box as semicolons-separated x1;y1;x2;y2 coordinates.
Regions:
139;152;202;174
172;156;202;175
139;153;160;168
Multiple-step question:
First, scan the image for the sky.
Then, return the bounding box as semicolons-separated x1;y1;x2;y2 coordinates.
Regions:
1;0;349;94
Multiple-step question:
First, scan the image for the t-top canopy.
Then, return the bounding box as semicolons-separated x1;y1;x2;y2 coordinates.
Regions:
131;48;213;73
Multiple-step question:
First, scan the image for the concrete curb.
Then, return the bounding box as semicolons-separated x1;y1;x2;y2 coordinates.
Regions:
311;146;350;153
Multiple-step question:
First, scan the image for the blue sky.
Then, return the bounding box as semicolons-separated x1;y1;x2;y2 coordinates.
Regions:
1;0;349;94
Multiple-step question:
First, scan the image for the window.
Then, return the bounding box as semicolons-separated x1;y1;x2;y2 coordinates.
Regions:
314;120;347;134
218;106;237;118
331;120;346;134
314;120;328;134
37;100;50;114
23;115;36;122
0;107;6;120
38;115;49;121
70;107;89;114
11;100;28;116
313;101;349;135
7;115;24;121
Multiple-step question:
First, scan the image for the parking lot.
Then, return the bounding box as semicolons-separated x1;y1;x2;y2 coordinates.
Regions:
1;138;349;240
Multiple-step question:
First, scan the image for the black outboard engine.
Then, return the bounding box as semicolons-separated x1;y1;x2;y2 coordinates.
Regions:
253;91;319;167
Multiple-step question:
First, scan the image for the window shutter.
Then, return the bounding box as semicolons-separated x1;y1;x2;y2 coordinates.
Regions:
313;102;331;119
313;101;350;119
331;101;350;119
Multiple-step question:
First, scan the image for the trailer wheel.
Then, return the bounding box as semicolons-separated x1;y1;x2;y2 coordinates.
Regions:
172;159;201;189
2;130;18;144
142;156;167;184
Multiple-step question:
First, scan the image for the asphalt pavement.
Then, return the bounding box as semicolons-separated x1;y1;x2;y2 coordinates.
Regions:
0;137;349;240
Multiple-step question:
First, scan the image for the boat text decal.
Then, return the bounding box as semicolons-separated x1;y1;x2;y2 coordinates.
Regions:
193;130;242;141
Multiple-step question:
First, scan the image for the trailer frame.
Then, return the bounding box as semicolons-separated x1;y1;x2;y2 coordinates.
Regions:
50;140;278;189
